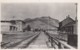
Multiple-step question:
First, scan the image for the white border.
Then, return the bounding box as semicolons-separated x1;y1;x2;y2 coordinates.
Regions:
0;0;80;50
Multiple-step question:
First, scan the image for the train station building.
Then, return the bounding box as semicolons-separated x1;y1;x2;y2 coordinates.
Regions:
1;20;23;32
58;15;77;47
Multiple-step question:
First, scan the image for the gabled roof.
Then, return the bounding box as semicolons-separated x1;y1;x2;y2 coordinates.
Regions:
61;16;75;23
59;16;75;27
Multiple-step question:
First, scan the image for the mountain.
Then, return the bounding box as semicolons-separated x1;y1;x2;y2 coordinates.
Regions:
24;16;59;28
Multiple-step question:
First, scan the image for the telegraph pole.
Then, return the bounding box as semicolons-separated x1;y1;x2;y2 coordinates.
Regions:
75;3;78;21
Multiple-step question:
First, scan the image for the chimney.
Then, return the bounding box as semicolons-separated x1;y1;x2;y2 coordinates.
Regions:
65;15;70;19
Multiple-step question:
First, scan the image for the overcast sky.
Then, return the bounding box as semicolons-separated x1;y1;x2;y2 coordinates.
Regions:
1;3;77;21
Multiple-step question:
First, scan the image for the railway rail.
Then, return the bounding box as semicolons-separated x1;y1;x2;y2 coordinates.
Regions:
44;31;76;49
1;31;76;49
1;32;40;49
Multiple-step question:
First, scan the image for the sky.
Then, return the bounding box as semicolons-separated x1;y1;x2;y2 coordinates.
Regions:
1;3;77;21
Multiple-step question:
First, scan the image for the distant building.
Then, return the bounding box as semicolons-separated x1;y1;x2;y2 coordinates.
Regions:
59;15;77;35
1;20;12;32
1;20;23;32
23;16;59;34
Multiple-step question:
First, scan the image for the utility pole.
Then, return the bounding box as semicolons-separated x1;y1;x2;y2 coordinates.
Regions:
75;3;78;21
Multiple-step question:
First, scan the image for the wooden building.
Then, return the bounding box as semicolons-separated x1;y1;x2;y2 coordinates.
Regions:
59;15;77;47
59;15;77;35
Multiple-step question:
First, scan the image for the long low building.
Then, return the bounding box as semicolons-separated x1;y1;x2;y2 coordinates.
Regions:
1;20;23;32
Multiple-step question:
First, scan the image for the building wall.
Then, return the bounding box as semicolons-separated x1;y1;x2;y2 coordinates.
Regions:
16;21;23;31
1;20;23;32
73;22;77;35
1;22;11;32
59;17;77;35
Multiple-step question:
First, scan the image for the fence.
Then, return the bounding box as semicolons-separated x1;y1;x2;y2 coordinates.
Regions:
45;32;75;49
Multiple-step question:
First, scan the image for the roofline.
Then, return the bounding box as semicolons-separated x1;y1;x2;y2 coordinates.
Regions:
1;21;10;22
60;20;75;28
1;20;24;22
60;16;75;23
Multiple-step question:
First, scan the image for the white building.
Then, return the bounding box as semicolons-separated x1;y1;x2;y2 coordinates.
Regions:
1;20;23;32
1;21;11;32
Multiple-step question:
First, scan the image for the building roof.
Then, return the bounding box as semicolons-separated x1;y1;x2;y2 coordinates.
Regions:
1;20;24;22
1;20;10;23
59;15;75;28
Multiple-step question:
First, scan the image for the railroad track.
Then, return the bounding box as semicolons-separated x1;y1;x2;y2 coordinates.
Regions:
1;31;76;49
44;31;76;49
1;32;40;49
